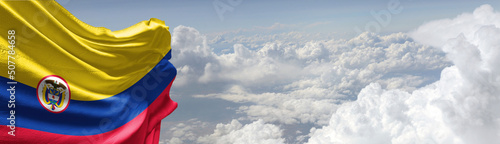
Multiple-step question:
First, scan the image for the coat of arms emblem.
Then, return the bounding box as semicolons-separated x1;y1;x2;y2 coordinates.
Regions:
37;75;71;113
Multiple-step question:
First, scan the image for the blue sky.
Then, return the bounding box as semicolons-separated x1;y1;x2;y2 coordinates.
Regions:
58;0;500;38
55;1;500;143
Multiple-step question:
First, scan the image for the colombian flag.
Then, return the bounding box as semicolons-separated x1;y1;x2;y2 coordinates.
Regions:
0;1;177;143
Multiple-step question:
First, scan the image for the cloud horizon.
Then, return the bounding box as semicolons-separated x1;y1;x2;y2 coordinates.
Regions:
162;4;500;144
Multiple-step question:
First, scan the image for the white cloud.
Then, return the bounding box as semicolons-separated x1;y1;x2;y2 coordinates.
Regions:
410;4;500;48
208;31;334;50
307;4;500;144
160;119;211;144
160;5;500;144
170;25;218;88
170;24;448;128
197;119;285;144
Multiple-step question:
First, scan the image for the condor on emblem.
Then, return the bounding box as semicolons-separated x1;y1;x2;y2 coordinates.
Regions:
37;75;71;113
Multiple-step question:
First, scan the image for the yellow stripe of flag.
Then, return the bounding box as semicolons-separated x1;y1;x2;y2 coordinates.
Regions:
0;1;171;101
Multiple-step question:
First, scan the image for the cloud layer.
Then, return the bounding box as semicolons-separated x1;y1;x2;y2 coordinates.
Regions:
197;119;285;144
308;4;500;144
171;26;448;128
164;4;500;144
166;27;448;143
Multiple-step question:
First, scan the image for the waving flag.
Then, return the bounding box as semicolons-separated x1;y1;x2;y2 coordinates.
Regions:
0;1;177;143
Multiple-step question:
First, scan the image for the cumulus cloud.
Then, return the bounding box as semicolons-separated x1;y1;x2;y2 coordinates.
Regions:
170;25;218;87
167;24;448;143
155;5;500;144
160;119;211;144
308;4;500;144
209;31;335;50
410;4;500;48
197;119;285;144
184;31;447;125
